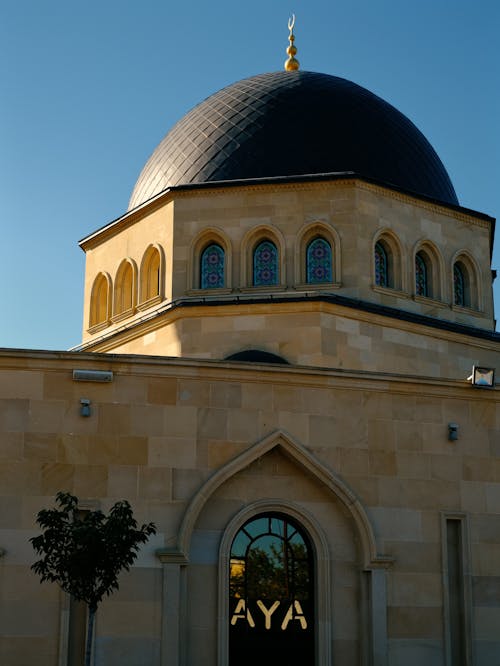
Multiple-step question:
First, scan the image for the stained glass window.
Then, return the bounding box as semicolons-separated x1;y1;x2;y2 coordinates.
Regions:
415;252;428;297
453;263;465;306
200;243;225;289
374;242;388;287
306;237;332;283
253;240;278;286
229;513;314;666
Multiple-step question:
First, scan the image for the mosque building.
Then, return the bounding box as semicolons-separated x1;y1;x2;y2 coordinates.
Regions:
1;19;499;666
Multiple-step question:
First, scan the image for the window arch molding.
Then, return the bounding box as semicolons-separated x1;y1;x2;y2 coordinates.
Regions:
188;227;232;291
88;272;112;332
241;225;286;289
451;250;482;311
112;258;138;320
372;228;405;292
139;243;165;307
219;499;331;666
295;222;341;286
174;430;385;568
412;240;445;301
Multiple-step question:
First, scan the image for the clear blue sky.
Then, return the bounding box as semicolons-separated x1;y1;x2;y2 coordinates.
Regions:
1;1;499;349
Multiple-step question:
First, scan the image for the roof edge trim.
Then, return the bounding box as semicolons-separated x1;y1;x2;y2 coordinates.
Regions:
73;291;500;353
79;173;495;250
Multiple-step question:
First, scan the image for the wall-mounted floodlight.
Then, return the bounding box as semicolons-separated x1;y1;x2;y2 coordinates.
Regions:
448;423;459;441
467;366;495;388
73;369;113;383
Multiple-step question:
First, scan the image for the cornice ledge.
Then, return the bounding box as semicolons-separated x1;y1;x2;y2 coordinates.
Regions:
356;180;492;227
365;554;395;570
173;178;355;197
155;548;188;565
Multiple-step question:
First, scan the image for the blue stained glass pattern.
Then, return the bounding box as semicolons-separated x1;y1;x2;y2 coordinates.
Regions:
306;238;332;283
253;240;278;286
453;263;465;306
201;244;225;289
415;253;428;296
374;242;388;287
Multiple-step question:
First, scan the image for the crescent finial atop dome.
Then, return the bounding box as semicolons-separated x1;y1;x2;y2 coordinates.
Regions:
284;14;300;71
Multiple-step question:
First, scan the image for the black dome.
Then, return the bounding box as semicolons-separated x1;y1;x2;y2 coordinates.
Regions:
129;71;458;210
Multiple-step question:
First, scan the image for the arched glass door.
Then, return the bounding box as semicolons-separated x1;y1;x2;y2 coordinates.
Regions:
229;513;314;666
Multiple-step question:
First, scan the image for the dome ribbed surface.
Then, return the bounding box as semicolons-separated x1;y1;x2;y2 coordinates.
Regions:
129;71;458;210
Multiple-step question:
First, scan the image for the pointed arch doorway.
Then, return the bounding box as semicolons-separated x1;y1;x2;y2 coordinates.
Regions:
229;512;315;666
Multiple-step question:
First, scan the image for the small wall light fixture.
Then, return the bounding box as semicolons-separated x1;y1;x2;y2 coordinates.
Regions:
448;423;459;441
468;366;495;388
80;398;91;417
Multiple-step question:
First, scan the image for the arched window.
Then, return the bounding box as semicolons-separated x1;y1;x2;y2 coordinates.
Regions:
141;246;161;302
225;350;289;364
373;232;405;291
253;240;278;287
306;237;332;284
200;243;225;289
453;263;466;306
229;513;314;665
114;261;134;315
374;241;389;287
453;261;472;307
415;252;429;297
89;273;109;328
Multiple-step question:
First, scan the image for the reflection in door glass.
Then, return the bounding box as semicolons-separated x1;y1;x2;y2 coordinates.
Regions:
229;513;314;666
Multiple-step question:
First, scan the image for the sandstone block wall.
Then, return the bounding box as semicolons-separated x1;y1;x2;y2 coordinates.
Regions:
0;350;499;665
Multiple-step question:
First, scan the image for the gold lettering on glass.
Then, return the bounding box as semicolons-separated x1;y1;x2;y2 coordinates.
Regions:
281;601;308;630
230;599;256;627
256;600;281;630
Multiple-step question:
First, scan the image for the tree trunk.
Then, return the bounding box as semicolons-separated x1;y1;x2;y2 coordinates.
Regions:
85;605;96;666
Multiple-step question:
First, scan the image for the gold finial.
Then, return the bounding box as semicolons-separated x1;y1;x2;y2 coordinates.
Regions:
284;14;300;71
